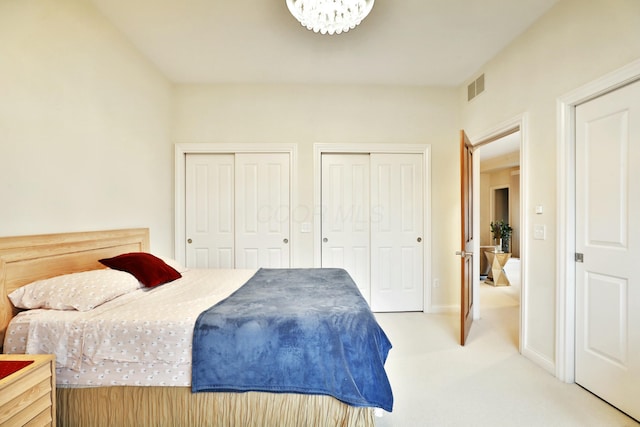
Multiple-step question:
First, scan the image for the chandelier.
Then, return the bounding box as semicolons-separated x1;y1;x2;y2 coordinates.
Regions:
286;0;375;35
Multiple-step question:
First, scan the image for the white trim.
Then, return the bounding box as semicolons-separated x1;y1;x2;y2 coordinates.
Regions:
313;143;432;313
429;305;458;314
556;58;640;383
469;113;528;357
174;143;298;266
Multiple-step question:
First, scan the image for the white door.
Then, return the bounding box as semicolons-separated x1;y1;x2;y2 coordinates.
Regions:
575;80;640;420
185;154;235;268
235;153;290;269
370;153;424;312
185;152;291;270
321;154;371;302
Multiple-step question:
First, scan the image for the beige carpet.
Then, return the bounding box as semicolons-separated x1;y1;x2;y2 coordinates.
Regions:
373;273;638;426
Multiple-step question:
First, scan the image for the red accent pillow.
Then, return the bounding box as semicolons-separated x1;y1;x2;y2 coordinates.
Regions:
99;252;182;287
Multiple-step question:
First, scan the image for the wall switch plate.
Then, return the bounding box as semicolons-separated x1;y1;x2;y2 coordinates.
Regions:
300;222;311;233
534;224;546;240
535;205;544;214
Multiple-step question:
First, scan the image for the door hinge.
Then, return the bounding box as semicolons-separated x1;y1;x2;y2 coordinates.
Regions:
575;253;584;263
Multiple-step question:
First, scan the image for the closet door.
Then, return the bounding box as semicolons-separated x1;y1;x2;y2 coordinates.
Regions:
320;152;424;311
575;80;640;420
185;154;235;268
321;154;371;302
185;152;291;270
235;153;291;269
370;153;424;312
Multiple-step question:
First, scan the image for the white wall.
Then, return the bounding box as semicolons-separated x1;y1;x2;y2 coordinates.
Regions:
461;0;640;369
0;0;462;311
0;0;174;255
173;84;461;309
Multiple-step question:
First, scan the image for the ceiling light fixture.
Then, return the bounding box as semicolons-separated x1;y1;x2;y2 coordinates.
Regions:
286;0;375;35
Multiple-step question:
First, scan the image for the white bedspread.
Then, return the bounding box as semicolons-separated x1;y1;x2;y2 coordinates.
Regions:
4;268;256;387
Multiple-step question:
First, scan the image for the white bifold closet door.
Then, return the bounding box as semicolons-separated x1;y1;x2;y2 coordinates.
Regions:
321;153;424;311
185;152;290;269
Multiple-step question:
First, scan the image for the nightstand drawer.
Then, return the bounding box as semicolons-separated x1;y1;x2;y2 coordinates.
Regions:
0;355;55;426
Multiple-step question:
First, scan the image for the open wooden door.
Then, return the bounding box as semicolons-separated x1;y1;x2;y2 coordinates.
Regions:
458;130;474;345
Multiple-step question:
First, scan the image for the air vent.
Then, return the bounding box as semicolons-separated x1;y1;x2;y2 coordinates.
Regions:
467;73;485;101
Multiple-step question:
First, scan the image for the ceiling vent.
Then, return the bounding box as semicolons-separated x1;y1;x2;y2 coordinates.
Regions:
467;74;485;101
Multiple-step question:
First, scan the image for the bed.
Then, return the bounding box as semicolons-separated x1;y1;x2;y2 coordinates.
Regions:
0;228;392;426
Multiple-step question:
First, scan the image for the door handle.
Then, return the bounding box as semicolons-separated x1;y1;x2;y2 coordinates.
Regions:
283;238;289;244
187;238;193;244
455;250;473;258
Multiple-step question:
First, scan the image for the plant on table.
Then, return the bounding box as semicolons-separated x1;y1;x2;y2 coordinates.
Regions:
490;220;513;253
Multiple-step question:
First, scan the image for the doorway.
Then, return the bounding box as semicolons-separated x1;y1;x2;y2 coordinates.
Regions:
470;119;526;353
492;187;509;226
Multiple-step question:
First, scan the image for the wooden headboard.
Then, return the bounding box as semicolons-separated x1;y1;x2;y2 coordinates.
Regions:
0;228;149;347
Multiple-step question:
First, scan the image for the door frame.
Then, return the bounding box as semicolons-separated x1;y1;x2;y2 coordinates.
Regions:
313;143;432;312
175;143;297;266
468;113;527;356
556;58;640;383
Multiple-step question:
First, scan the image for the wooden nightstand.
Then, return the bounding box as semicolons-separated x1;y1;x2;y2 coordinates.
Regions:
0;354;56;426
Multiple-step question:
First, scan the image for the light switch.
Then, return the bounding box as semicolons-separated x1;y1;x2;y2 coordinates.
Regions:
300;222;312;233
535;205;544;214
534;224;546;240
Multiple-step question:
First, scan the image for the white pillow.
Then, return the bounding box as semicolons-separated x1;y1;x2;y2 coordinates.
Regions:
158;256;189;273
9;269;141;311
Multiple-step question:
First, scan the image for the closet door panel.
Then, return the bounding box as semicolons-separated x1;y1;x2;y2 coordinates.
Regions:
235;153;290;269
370;153;424;312
185;154;235;269
321;154;371;302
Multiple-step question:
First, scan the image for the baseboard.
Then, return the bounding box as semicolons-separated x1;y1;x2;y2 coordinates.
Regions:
522;345;555;375
427;304;458;314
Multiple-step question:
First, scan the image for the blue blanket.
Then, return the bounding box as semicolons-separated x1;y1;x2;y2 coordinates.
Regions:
192;268;393;412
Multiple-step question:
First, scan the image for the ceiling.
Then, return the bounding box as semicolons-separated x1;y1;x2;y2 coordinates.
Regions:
89;0;559;86
478;131;520;161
